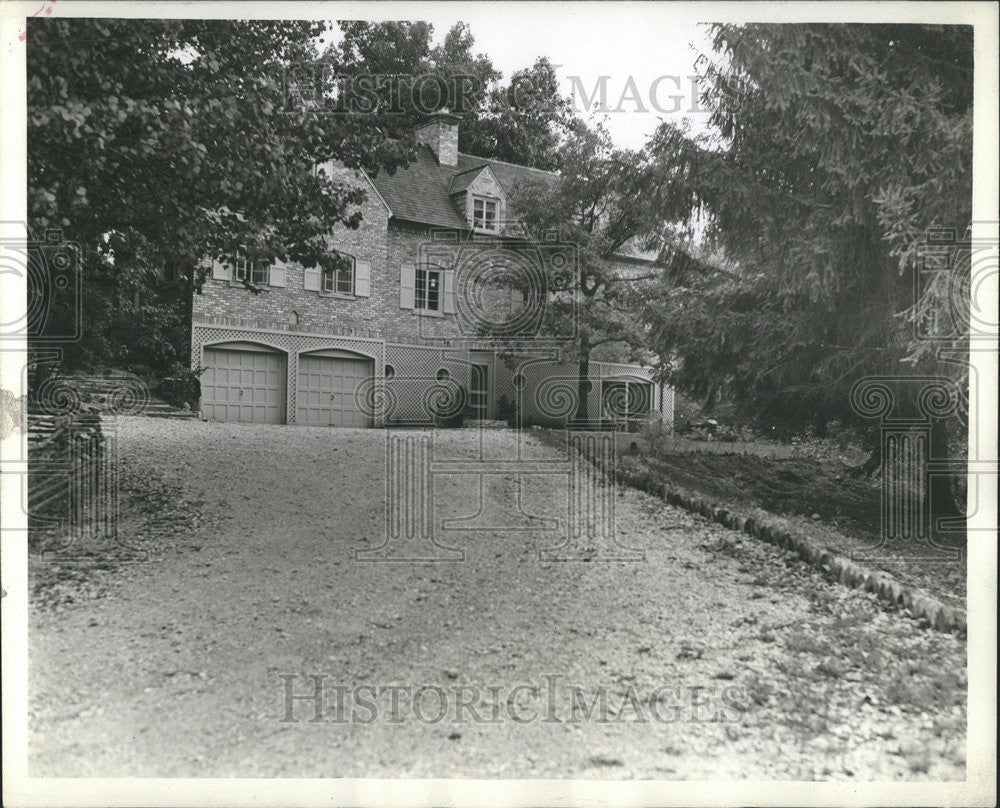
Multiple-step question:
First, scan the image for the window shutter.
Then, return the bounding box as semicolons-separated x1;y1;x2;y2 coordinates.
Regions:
443;270;456;314
269;260;287;287
303;267;321;292
400;263;415;309
355;260;371;297
211;259;230;281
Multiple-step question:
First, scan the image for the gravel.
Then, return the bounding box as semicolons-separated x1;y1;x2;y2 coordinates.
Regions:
29;418;966;779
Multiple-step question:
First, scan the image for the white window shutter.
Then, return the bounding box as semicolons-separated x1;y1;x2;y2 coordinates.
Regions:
303;267;321;292
211;259;229;281
355;260;371;297
269;260;287;287
400;264;415;309
443;270;456;314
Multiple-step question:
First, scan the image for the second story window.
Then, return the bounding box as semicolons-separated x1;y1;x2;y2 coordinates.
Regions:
472;197;499;233
322;254;355;295
233;248;270;285
415;266;441;311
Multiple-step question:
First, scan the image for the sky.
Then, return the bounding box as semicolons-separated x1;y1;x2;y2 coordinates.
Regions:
322;4;717;150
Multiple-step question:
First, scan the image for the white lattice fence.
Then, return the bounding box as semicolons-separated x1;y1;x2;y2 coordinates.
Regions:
384;344;472;425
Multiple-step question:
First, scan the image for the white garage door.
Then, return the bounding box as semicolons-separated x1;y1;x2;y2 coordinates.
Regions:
296;354;373;427
201;346;286;424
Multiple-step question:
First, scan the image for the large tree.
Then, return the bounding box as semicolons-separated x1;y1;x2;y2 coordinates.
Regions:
332;22;578;170
642;23;973;515
462;57;583;170
27;18;414;370
506;124;663;422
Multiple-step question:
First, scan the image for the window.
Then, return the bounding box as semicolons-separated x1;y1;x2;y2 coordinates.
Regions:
436;368;450;382
322;254;355;295
384;365;396;380
233;252;270;285
250;260;270;286
472;197;499;232
415;267;441;311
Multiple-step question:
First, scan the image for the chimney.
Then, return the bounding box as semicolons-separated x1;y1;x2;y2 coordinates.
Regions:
414;110;461;166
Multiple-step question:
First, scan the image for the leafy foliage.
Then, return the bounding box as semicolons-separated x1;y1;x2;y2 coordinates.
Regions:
510;125;663;419
332;22;579;170
27;18;415;370
642;24;973;439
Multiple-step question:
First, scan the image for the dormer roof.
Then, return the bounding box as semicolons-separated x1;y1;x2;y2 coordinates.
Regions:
368;146;556;231
448;163;506;197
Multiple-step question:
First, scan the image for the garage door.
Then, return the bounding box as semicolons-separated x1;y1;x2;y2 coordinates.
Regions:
201;346;286;424
296;354;373;427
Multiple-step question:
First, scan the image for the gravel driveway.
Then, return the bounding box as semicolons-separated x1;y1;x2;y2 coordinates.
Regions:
29;418;966;779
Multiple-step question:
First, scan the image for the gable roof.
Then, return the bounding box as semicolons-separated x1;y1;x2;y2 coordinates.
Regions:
447;163;503;196
368;146;556;231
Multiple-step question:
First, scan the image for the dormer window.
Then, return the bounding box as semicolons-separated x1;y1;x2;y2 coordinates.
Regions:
472;196;499;233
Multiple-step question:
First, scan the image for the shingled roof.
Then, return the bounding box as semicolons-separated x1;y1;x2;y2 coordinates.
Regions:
368;146;556;230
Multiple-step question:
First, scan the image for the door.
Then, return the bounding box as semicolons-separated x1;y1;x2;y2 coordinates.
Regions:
201;347;285;423
469;363;489;419
296;354;374;427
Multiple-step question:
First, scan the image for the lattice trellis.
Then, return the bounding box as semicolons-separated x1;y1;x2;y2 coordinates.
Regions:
384;343;473;424
191;325;672;429
192;325;386;425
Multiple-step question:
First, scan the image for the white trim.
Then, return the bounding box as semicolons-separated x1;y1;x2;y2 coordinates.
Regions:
297;346;379;362
359;167;393;215
193;322;385;345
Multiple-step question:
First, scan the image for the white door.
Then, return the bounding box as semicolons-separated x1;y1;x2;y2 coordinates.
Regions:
201;347;285;423
296;354;374;427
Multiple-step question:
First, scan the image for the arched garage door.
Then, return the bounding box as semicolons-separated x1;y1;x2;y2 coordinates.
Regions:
201;344;286;424
296;351;374;427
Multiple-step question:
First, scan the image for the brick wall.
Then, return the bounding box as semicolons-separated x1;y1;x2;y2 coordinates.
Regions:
194;206;517;346
415;117;459;166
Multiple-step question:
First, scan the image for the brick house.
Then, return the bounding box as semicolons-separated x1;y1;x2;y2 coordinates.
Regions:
191;113;674;429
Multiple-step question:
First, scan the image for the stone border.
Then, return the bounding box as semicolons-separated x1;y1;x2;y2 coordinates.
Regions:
612;464;967;637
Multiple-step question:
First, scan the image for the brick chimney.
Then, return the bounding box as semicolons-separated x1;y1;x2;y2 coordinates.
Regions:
415;110;461;166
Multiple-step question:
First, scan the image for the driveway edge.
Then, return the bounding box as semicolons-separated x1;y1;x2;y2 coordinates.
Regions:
610;464;966;637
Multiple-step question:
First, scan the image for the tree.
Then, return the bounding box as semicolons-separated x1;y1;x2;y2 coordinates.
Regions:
641;23;973;516
462;58;583;170
332;22;578;170
27;18;414;370
507;124;662;422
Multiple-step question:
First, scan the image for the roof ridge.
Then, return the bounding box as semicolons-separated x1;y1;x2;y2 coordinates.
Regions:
450;163;491;178
458;152;558;177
